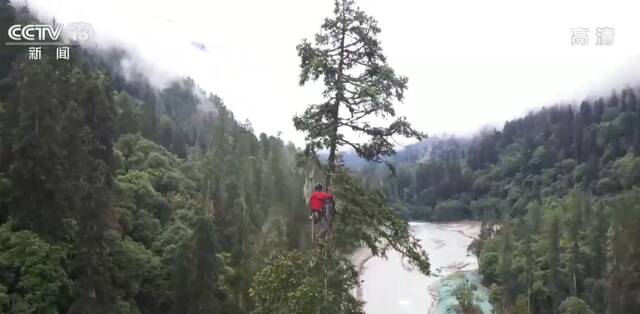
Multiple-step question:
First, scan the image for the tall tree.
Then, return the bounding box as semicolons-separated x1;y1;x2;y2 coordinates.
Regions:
294;0;424;187
6;58;69;241
565;191;583;297
188;208;222;314
68;70;119;314
499;219;515;312
548;213;562;314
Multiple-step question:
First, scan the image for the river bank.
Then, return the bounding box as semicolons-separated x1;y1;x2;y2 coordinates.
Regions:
355;220;487;314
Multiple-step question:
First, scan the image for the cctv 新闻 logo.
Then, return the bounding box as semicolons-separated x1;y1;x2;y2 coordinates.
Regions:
6;22;94;45
9;24;61;41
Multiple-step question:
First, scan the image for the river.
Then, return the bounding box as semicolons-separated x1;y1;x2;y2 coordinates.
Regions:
356;221;489;314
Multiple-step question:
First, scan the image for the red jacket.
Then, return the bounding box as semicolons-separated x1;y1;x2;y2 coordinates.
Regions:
309;191;333;212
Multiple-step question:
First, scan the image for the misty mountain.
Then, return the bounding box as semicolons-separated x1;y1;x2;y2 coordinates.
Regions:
2;2;640;314
327;135;470;170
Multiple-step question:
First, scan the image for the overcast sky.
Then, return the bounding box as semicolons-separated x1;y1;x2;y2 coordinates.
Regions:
14;0;640;147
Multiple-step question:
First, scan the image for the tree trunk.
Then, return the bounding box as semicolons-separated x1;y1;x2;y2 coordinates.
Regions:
324;0;347;191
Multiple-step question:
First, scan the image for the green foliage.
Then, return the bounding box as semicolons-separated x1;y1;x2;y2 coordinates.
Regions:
355;86;640;314
559;297;594;314
250;249;361;314
0;223;71;313
294;0;424;186
332;169;430;274
613;153;640;188
474;189;640;314
528;145;549;172
499;143;527;177
106;234;166;314
5;57;73;241
0;12;310;313
434;200;471;221
3;3;640;314
513;294;528;314
279;2;432;312
478;239;499;285
453;279;482;314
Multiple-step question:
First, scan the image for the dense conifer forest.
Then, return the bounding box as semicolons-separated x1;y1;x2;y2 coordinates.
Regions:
1;0;639;313
359;82;640;314
0;1;429;313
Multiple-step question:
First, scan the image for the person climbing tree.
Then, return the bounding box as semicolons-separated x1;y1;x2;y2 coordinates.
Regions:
253;1;431;312
309;183;334;240
291;0;430;273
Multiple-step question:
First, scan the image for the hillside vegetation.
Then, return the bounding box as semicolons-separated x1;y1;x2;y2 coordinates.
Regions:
360;88;640;313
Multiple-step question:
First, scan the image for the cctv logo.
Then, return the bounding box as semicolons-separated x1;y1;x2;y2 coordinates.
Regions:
6;22;93;44
8;24;62;41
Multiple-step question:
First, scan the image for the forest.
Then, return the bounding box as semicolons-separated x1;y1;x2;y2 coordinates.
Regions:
358;76;640;313
0;1;430;313
2;0;640;313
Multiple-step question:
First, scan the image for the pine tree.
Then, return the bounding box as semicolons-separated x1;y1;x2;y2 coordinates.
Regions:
566;191;583;296
294;0;424;187
68;70;119;314
6;59;69;241
499;219;515;312
607;198;624;314
189;208;222;314
584;202;608;313
606;190;640;314
521;217;535;314
548;213;562;314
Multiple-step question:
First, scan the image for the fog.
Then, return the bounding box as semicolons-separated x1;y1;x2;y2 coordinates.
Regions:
13;0;640;146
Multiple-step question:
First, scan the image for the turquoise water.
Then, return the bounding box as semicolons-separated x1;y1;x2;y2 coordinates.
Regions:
434;271;493;314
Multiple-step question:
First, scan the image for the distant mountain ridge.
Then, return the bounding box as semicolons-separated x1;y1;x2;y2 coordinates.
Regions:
322;135;470;170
